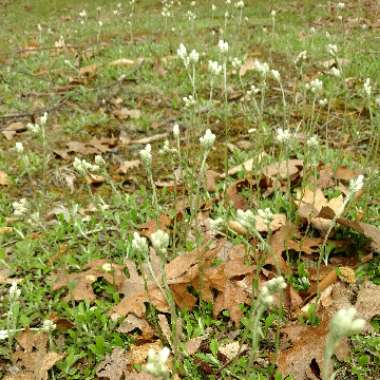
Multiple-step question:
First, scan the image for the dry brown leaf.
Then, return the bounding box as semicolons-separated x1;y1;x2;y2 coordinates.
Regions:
239;58;256;77
296;187;344;232
131;133;168;145
53;259;127;302
277;320;349;380
79;63;97;76
139;214;171;238
0;170;10;186
355;281;380;321
338;267;356;284
96;348;129;380
117;160;141;174
2;121;26;140
117;314;154;339
113;108;141;120
263;159;304;180
129;341;163;365
185;336;205;356
4;331;64;380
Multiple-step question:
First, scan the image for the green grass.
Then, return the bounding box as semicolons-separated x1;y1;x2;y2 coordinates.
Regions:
1;0;380;379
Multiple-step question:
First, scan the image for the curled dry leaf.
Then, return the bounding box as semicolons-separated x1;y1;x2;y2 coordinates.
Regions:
2;121;26;140
296;187;344;232
4;331;64;380
355;281;380;322
117;159;141;174
117;314;154;340
0;170;10;186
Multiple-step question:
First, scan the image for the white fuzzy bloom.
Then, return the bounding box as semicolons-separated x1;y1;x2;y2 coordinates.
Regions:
253;59;270;76
150;229;170;253
27;122;41;134
42;319;56;332
363;78;372;97
319;98;328;107
218;39;229;54
329;67;341;77
307;135;319;148
139;144;152;165
102;263;113;272
260;276;286;305
231;57;242;70
54;36;65;49
199;129;216;149
349;175;364;193
375;97;380;107
234;1;244;8
98;20;103;27
132;232;149;255
73;157;99;174
15;142;24;153
209;217;224;233
9;281;21;300
236;209;255;229
330;308;365;338
271;69;281;81
79;10;87;18
177;43;187;61
189;49;199;63
208;60;223;75
183;95;196;107
275;128;292;143
212;4;217;11
13;198;29;217
187;10;196;21
271;10;276;17
295;50;307;64
337;2;345;9
144;347;171;377
0;330;9;340
307;78;323;94
257;208;274;225
172;124;180;137
326;43;338;56
40;112;48;125
94;155;106;166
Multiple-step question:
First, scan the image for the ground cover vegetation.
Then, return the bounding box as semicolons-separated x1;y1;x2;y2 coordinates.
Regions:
0;0;380;379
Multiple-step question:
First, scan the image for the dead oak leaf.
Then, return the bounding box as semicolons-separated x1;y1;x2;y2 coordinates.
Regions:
0;170;10;186
277;320;349;380
52;259;127;302
355;281;380;322
117;160;141;174
4;331;64;380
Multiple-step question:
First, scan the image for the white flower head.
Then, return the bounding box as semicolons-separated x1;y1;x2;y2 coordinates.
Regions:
132;232;149;255
218;39;229;54
349;175;364;193
231;57;242;70
183;95;196;108
199;129;216;149
27;122;41;134
329;67;341;77
172;124;180;137
42;319;56;332
79;10;87;18
13;198;29;217
177;43;187;61
295;50;307;64
144;347;171;377
330;307;365;338
307;135;319;148
271;10;276;17
363;78;372;97
307;78;323;94
319;98;328;107
236;209;255;229
209;217;224;233
375;96;380;108
235;1;245;9
212;4;217;11
150;229;170;253
271;69;281;81
208;60;222;76
15;142;24;153
54;36;65;49
253;59;270;76
94;155;106;167
275;128;292;144
337;2;345;10
0;330;9;340
9;281;21;300
257;208;274;225
73;157;99;174
139;144;152;166
326;43;338;57
189;49;199;63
